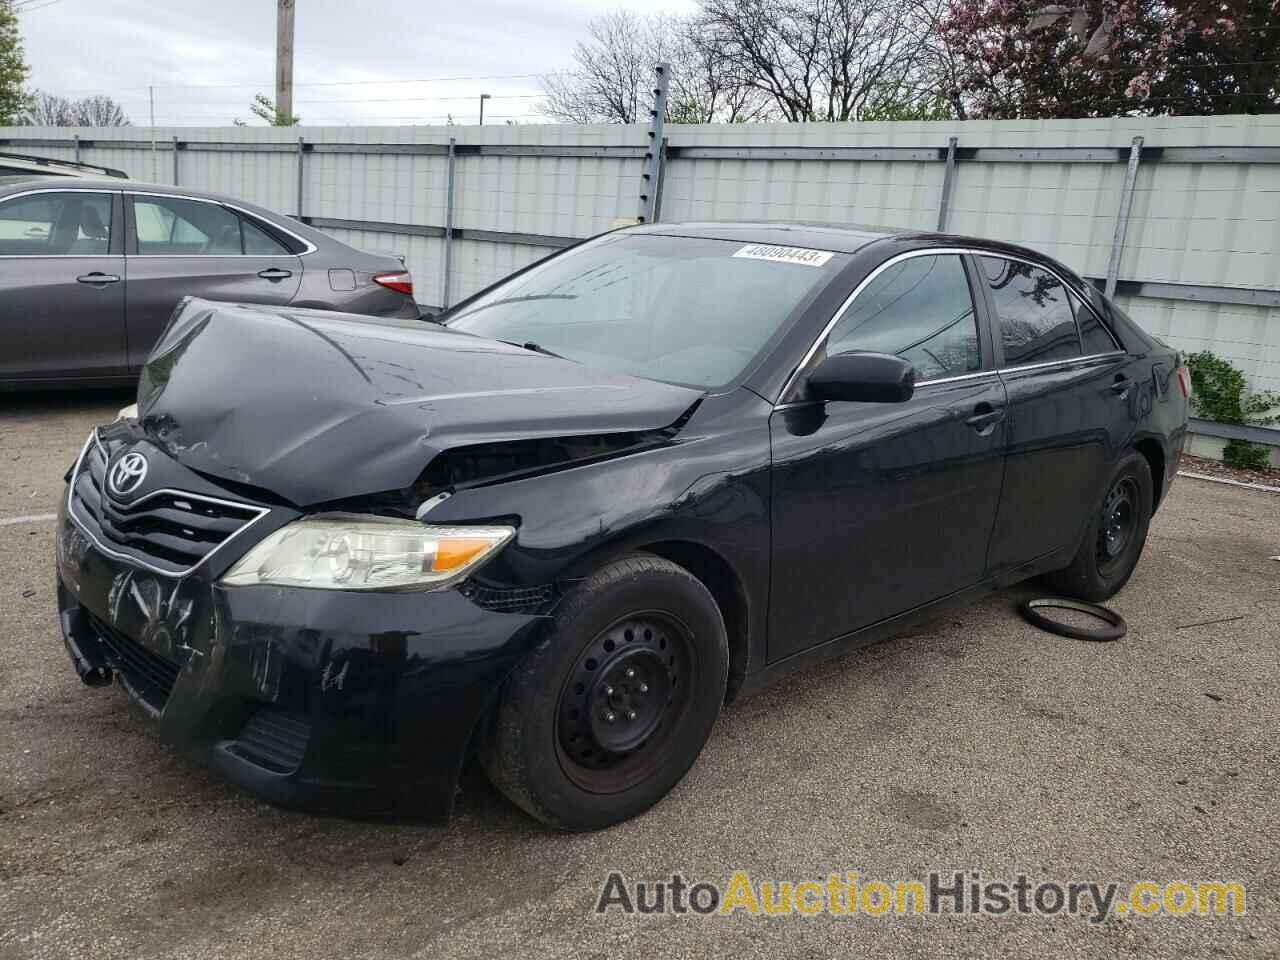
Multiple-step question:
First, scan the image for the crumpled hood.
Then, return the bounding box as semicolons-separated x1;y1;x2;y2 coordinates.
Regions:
136;299;702;505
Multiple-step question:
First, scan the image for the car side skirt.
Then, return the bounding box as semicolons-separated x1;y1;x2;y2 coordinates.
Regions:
735;544;1074;698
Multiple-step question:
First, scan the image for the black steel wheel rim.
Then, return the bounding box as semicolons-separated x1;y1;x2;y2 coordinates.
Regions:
555;611;696;795
1096;476;1138;571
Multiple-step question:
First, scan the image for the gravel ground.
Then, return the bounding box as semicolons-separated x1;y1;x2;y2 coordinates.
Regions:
1;391;1277;960
1180;454;1279;490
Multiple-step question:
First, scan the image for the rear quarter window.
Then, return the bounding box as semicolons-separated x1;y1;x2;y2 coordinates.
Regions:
1073;294;1120;355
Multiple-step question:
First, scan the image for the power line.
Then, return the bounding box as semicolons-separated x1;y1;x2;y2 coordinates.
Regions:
110;94;545;107
12;0;65;12
146;115;531;123
56;74;550;94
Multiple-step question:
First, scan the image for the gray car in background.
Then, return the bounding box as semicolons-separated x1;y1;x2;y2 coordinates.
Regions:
0;176;421;388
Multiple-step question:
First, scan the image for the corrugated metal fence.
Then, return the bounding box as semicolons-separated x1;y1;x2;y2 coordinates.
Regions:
3;116;1278;437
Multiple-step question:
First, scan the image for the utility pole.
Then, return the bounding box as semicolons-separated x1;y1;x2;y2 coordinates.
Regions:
479;93;491;125
148;85;157;181
276;0;296;123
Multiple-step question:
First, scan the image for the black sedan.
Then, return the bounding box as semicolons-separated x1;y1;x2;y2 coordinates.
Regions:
54;222;1189;830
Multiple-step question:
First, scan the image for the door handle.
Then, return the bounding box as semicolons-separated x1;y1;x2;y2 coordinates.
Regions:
257;268;293;280
1110;376;1133;399
965;403;1005;436
76;272;120;285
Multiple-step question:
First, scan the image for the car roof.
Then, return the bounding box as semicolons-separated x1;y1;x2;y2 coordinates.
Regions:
0;175;342;255
628;220;1087;284
0;176;226;198
630;220;897;254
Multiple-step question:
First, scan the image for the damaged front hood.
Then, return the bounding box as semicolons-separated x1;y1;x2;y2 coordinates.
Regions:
136;299;702;505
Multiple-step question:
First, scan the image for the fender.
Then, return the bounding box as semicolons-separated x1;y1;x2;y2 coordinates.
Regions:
424;389;776;687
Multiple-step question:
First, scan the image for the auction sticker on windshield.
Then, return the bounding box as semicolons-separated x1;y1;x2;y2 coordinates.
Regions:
732;243;834;267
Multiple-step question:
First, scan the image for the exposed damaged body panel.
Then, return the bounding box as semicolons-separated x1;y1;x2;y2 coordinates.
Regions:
135;299;704;506
413;416;696;500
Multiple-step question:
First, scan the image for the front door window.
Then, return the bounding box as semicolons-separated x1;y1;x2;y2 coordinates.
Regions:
0;191;113;256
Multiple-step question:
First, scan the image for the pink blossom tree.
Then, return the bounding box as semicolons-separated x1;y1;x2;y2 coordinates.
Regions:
940;0;1280;118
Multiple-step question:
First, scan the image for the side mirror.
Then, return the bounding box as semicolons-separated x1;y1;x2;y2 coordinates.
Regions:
806;351;915;404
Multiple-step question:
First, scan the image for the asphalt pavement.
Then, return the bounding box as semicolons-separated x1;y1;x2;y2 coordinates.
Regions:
1;390;1276;960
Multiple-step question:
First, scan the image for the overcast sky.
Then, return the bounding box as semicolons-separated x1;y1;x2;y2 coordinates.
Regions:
17;0;692;126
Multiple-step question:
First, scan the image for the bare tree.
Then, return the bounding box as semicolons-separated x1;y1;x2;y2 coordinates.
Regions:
542;10;648;123
20;88;73;125
695;0;937;121
70;95;130;126
21;89;131;126
649;13;775;122
541;10;772;124
902;0;968;119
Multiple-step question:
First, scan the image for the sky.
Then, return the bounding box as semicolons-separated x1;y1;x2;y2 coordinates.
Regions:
15;0;693;126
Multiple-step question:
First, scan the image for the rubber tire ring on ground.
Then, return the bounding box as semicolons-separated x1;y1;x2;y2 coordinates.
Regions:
1019;597;1127;642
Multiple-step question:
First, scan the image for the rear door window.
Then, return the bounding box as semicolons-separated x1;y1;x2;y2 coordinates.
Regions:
980;257;1081;367
0;191;113;256
824;253;981;381
131;196;287;256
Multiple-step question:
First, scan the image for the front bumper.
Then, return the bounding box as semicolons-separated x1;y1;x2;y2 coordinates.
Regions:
55;497;544;819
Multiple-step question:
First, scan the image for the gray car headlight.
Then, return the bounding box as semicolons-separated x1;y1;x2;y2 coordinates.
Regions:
220;518;515;591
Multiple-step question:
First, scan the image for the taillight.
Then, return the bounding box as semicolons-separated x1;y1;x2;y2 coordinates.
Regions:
1176;364;1191;398
374;271;414;297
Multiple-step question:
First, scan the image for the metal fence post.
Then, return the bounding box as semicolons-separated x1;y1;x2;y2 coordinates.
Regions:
653;136;670;222
72;135;81;163
442;137;457;309
172;136;180;185
638;63;669;223
295;136;306;220
1105;136;1144;299
936;136;958;231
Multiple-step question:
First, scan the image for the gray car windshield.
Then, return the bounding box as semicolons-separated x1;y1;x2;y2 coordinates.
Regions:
444;233;843;389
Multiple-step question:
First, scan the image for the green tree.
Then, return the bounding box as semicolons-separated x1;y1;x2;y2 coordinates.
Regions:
247;93;299;126
0;0;30;126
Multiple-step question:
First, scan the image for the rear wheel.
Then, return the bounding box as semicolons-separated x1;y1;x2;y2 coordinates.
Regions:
479;555;728;830
1044;450;1153;602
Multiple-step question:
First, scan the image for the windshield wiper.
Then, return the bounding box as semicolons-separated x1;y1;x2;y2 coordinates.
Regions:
499;339;570;360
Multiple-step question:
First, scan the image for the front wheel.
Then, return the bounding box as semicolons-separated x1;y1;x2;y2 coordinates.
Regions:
1044;450;1154;602
479;555;729;830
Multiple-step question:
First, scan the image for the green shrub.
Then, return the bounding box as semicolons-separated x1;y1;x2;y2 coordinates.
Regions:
1223;439;1272;471
1184;351;1279;470
1184;352;1279;426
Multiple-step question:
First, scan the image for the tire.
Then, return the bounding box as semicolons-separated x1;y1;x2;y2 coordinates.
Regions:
1019;598;1127;642
1044;450;1153;602
479;554;729;831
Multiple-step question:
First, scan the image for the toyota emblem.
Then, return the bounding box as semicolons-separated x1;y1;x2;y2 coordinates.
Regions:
108;452;149;497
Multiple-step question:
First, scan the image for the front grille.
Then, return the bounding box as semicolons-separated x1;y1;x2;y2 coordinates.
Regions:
87;613;180;714
69;436;266;576
228;709;311;773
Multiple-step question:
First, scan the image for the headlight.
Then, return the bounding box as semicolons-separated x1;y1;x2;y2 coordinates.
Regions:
116;402;138;421
220;518;515;591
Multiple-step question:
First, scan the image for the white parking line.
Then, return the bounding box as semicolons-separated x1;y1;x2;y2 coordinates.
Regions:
0;512;57;527
1177;471;1280;494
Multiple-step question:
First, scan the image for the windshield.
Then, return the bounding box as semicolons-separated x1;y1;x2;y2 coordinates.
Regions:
444;232;844;389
